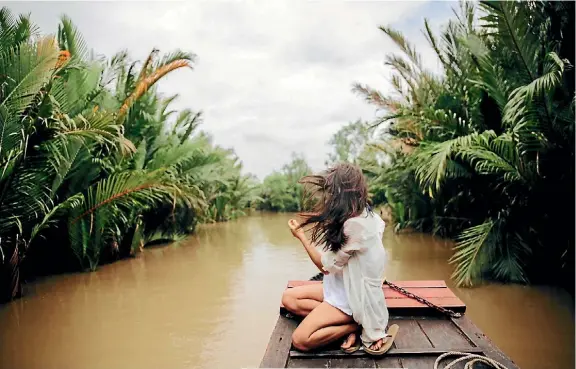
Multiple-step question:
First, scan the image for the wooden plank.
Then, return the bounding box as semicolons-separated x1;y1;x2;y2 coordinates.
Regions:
451;316;520;369
386;297;465;309
392;318;435;369
382;288;461;299
393;318;434;349
374;356;403;368
330;357;377;368
389;315;433;320
399;355;437;369
287;280;447;288
260;316;297;368
418;318;475;348
288;356;397;368
387;280;447;288
289;346;484;358
286;358;330;368
260;317;503;369
287;357;378;368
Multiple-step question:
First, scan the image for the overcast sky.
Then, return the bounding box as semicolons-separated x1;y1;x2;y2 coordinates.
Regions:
6;1;454;179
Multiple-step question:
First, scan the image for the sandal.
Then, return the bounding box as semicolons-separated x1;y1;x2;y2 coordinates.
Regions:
363;324;399;356
341;332;361;354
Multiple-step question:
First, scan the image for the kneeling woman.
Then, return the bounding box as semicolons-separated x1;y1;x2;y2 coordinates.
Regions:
281;163;398;355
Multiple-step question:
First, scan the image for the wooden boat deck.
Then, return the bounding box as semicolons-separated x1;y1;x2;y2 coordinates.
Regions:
261;280;519;368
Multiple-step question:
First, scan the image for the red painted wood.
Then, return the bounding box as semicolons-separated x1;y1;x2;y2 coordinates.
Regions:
384;288;458;299
282;280;465;310
287;280;447;289
385;280;447;288
386;297;464;308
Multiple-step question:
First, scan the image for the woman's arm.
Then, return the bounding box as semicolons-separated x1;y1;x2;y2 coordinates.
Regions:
298;234;326;273
288;219;326;273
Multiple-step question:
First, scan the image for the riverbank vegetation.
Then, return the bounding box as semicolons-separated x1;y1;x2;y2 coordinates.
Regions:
0;8;258;301
256;153;311;212
360;1;574;290
259;1;575;291
358;0;574;290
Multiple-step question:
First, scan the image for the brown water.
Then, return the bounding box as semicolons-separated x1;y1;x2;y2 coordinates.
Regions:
0;213;573;369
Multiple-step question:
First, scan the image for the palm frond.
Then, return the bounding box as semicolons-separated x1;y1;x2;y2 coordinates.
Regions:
351;83;399;110
57;15;89;61
135;48;159;84
503;52;566;128
117;52;194;123
457;131;525;183
413;133;479;196
0;153;55;234
29;192;84;242
51;61;104;116
179;110;202;144
380;26;423;72
133;139;147;170
0;36;59;155
465;34;510;111
450;219;497;287
58;111;122;147
479;1;540;84
423;18;450;70
0;8;38;48
44;136;85;195
70;170;181;225
490;232;530;283
154;50;196;70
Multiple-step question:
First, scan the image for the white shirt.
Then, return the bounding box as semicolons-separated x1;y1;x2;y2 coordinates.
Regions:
322;264;352;315
320;209;389;345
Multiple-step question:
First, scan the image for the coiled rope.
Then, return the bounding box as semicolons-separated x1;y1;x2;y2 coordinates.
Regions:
434;351;510;369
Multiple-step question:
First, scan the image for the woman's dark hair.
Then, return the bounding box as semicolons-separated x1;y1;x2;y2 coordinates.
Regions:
297;162;369;253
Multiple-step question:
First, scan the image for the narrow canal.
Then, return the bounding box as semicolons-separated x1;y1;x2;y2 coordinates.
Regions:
0;213;573;369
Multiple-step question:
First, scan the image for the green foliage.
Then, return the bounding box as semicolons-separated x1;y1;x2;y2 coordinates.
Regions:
352;0;574;289
0;8;257;299
326;120;376;165
256;153;311;212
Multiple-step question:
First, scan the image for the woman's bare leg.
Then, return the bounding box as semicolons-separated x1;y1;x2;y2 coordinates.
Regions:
283;285;382;350
291;301;359;351
281;284;323;317
304;323;358;350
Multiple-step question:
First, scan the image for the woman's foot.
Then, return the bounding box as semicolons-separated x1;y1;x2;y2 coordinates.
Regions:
340;332;357;350
364;324;399;356
368;337;385;351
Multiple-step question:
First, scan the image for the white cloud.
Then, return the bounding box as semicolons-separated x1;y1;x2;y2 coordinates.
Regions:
6;0;455;179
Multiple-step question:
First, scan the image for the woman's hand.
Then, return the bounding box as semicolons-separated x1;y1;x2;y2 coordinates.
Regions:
288;219;306;240
289;220;324;273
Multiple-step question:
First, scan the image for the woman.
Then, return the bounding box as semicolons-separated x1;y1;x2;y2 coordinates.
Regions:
281;163;399;355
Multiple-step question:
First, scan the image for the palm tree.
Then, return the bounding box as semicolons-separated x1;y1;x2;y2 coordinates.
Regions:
354;0;574;288
0;10;129;298
0;9;200;299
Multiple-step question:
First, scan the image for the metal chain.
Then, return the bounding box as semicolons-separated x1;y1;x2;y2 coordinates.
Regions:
307;273;462;318
384;280;462;318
